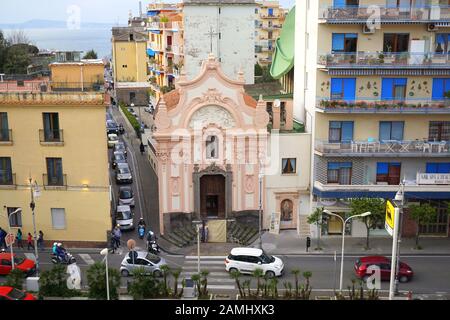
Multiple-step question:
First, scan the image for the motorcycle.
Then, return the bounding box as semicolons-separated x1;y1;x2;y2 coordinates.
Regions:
138;225;145;239
51;252;76;265
147;240;160;255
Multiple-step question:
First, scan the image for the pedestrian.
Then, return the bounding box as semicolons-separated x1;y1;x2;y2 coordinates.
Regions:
0;227;6;250
37;230;44;250
27;233;34;250
204;225;209;243
140;141;145;155
113;225;121;249
16;229;24;249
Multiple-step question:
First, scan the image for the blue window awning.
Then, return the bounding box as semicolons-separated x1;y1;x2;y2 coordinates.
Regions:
147;48;155;57
147;11;159;17
150;30;161;34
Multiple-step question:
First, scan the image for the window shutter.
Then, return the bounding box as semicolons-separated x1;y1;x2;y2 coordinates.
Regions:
381;78;394;100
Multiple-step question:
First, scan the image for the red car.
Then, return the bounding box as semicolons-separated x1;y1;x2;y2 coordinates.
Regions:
0;253;36;276
354;256;413;283
0;286;36;300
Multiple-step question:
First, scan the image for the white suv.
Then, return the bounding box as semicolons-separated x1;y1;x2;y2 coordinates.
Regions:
225;248;284;278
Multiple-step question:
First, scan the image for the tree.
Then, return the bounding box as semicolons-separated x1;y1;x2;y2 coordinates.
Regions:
408;203;438;249
254;63;263;76
171;268;182;298
5;268;25;290
83;49;98;59
6;30;31;45
0;30;9;72
127;268;160;299
350;198;385;250
160;264;171;297
307;207;324;250
3;44;31;74
252;268;264;298
255;64;275;83
87;262;121;300
39;264;79;297
291;268;300;298
229;269;244;298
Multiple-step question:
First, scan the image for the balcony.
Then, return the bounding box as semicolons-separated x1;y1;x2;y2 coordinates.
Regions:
260;13;281;19
0;173;16;189
317;99;450;113
166;45;172;52
0;129;12;145
149;43;163;52
315;140;450;157
39;129;64;145
43;174;67;189
319;5;450;23
318;52;450;69
0;81;105;93
148;21;182;31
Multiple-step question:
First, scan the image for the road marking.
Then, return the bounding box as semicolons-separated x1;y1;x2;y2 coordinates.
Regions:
181;271;230;277
177;284;235;290
186;256;226;260
185;260;225;265
281;254;450;258
182;265;225;271
24;253;36;261
79;254;95;265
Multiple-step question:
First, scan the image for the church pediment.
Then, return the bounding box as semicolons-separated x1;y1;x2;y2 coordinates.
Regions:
188;104;236;129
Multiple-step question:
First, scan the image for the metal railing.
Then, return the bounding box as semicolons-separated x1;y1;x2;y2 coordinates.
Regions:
317;98;450;112
0;129;12;143
0;173;16;186
319;5;450;22
39;129;64;144
260;13;281;19
315;139;450;155
43;173;67;188
0;81;104;93
148;21;182;30
318;52;450;68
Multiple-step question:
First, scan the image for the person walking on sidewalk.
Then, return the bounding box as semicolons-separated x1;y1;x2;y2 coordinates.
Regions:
37;230;44;250
16;229;24;249
27;233;34;250
140;141;145;155
0;227;6;250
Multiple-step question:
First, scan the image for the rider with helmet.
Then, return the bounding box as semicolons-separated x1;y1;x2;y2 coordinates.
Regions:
55;243;66;262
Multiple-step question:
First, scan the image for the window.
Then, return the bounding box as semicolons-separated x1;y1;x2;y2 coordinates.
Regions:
379;121;404;141
268;31;273;39
46;158;64;186
329;121;354;143
51;208;66;229
280;199;293;221
7;207;22;227
381;78;407;100
129;92;136;104
167;36;172;46
376;162;401;185
0;113;9;141
432;78;450;100
129;34;134;41
327;162;352;184
426;163;450;173
268;8;274;16
333;0;359;7
435;33;450;54
255;8;258;14
42;113;60;141
282;158;296;174
332;33;357;52
0;157;13;185
429;121;450;141
419;200;448;235
383;34;409;52
206;136;218;159
330;78;356;101
122;65;128;68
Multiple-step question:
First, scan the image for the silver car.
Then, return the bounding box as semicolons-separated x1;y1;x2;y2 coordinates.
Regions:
120;251;167;277
118;186;135;207
115;205;134;230
115;163;133;184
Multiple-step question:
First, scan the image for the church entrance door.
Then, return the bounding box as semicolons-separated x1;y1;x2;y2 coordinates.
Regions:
200;174;225;219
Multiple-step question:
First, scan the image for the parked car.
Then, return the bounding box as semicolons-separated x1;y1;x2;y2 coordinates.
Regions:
144;106;152;113
106;120;119;135
107;134;119;148
120;251;167;277
354;256;414;283
111;151;127;169
115;163;133;184
0;253;36;276
114;143;127;157
115;205;134;230
0;287;36;300
225;248;284;278
118;186;135;207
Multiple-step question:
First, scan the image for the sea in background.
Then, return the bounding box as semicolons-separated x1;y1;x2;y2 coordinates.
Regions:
3;27;114;59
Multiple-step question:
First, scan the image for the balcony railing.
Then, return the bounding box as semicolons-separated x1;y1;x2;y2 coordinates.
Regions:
0;129;12;144
148;21;182;31
315;139;450;156
43;173;67;189
319;5;450;22
166;45;172;52
318;52;450;68
0;81;105;93
317;98;450;113
0;173;16;187
260;13;281;19
39;129;64;145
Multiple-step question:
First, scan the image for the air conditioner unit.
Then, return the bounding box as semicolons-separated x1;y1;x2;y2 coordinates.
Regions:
427;23;438;32
362;24;375;34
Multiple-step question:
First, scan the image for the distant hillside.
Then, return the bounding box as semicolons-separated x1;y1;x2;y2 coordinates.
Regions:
0;19;120;29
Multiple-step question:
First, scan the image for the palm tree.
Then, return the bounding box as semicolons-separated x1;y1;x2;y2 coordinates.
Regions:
291;268;300;298
191;274;201;297
243;279;252;297
160;265;171;297
200;270;209;298
229;269;244;298
252;268;264;298
269;278;278;299
301;271;312;300
172;268;182;298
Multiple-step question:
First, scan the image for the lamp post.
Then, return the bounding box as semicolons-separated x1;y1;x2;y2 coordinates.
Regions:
100;248;110;300
2;207;22;270
192;220;202;274
393;180;405;297
258;154;264;249
29;179;40;276
323;209;372;292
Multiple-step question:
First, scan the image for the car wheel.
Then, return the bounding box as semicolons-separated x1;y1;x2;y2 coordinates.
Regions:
228;267;238;273
399;275;409;283
121;269;129;277
265;271;275;278
153;270;162;278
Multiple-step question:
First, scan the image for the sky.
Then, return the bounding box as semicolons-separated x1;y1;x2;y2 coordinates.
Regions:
0;0;295;24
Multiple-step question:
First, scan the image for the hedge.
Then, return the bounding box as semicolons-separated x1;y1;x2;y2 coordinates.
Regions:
119;102;141;138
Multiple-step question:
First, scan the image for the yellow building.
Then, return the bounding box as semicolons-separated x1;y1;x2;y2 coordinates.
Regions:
255;1;286;66
296;0;450;237
0;80;111;246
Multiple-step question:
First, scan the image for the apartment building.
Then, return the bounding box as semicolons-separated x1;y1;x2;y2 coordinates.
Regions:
0;67;111;245
147;3;184;101
296;0;450;237
255;1;286;66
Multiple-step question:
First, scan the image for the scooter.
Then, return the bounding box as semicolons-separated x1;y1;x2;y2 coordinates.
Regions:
147;240;160;255
51;252;76;265
138;225;145;239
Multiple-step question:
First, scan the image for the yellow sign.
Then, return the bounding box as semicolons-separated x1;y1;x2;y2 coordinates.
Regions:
385;200;396;236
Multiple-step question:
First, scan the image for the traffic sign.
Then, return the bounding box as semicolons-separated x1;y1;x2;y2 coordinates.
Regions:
385;200;399;236
5;233;15;247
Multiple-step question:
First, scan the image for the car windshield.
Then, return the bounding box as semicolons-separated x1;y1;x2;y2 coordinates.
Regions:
119;167;130;174
7;288;26;300
115;145;125;151
116;210;132;220
115;154;125;161
107;122;117;128
109;135;118;141
260;253;275;264
120;189;133;198
146;253;161;264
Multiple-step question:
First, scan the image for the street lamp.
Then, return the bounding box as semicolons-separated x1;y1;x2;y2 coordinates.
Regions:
29;179;40;276
1;207;22;270
100;248;110;300
192;220;203;274
323;209;371;292
393;181;405;296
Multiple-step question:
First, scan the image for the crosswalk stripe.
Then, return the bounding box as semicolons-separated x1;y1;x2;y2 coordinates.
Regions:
182;266;225;271
24;253;36;261
181;272;229;277
185;256;226;260
185;260;225;265
176;284;235;290
79;254;95;265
